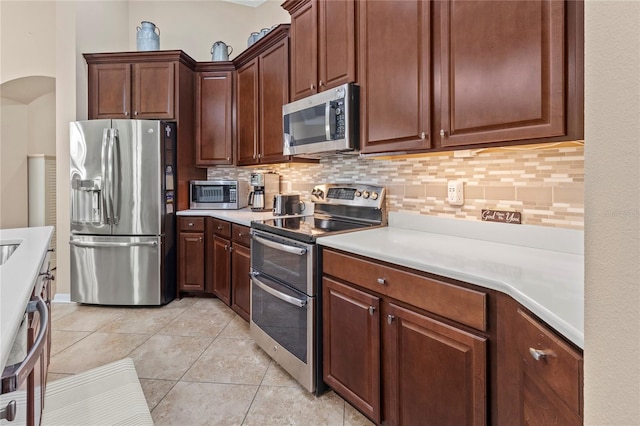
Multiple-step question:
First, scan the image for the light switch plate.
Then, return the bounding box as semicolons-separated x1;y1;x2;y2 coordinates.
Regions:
447;180;464;206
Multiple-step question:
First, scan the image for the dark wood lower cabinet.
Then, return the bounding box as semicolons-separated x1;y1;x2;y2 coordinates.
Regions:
323;278;381;423
178;231;205;292
211;235;231;305
382;302;486;426
231;242;251;321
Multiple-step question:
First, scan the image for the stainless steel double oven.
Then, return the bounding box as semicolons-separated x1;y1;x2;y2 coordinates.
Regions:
249;184;386;394
250;229;317;392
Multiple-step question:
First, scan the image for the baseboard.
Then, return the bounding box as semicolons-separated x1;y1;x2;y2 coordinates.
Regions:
52;293;75;304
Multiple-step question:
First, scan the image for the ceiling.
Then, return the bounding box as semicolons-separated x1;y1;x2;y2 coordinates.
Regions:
1;76;55;104
221;0;268;7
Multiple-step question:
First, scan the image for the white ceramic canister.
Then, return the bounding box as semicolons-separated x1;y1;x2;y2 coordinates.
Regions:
136;21;160;51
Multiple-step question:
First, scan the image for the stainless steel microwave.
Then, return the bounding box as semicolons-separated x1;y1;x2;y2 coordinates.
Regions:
283;83;359;158
190;180;248;210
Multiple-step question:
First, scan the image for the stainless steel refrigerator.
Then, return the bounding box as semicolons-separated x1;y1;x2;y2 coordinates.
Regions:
69;120;177;305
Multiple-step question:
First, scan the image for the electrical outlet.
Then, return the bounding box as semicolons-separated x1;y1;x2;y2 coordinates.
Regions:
447;180;464;206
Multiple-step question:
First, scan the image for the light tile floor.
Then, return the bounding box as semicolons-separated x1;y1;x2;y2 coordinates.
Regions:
49;297;374;425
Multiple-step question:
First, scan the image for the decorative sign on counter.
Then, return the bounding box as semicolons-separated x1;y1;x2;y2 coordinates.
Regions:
481;209;522;224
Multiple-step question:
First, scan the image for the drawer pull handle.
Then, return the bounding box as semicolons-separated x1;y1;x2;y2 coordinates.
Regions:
529;348;552;361
188;222;194;227
217;226;223;230
387;314;395;325
0;400;16;421
377;278;385;285
368;306;375;316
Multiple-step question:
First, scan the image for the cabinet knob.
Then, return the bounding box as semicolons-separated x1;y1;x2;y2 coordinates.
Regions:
440;129;446;137
310;83;315;90
217;225;223;230
387;314;395;325
124;111;129;116
420;131;426;140
238;233;244;237
198;237;202;242
319;80;324;87
368;306;375;316
224;244;229;251
188;222;194;227
134;111;139;116
529;348;553;361
377;278;386;285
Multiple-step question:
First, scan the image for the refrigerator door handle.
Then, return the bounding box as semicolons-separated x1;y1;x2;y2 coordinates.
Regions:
110;128;120;225
101;128;112;225
69;240;158;248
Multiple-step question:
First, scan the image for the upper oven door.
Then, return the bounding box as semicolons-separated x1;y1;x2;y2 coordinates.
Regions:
251;229;315;295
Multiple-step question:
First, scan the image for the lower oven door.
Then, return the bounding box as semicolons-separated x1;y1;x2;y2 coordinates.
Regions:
249;272;315;392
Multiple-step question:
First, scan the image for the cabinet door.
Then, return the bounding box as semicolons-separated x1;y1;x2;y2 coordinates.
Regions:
323;277;381;424
258;38;290;164
290;0;318;101
212;235;231;306
436;0;565;147
178;232;205;292
133;62;175;119
231;243;251;322
196;71;234;166
383;302;486;426
358;0;431;154
318;0;356;92
236;59;260;166
88;63;131;119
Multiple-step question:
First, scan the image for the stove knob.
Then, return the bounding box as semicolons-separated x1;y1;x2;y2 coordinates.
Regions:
370;192;379;200
355;191;362;197
362;191;370;199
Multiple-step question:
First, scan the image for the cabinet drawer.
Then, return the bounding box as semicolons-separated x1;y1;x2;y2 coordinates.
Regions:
231;224;251;246
179;217;205;232
515;309;583;416
323;249;487;331
210;218;231;238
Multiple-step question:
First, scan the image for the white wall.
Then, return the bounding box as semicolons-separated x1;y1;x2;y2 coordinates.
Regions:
584;2;640;424
127;0;289;62
0;1;56;84
0;99;29;228
28;92;57;155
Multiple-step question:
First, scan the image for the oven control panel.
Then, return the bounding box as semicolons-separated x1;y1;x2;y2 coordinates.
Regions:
311;184;385;209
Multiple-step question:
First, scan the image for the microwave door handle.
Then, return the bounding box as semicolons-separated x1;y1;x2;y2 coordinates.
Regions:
251;275;307;308
253;235;307;256
325;101;332;140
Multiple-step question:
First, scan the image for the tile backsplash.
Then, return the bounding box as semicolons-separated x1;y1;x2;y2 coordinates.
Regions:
207;141;584;229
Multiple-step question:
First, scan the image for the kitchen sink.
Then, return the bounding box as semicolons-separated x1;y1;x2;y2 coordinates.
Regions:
0;243;20;265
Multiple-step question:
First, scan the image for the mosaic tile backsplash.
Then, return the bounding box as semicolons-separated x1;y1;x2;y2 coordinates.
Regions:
208;142;585;229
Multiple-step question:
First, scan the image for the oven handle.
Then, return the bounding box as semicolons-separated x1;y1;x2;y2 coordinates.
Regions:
251;275;307;308
253;235;307;256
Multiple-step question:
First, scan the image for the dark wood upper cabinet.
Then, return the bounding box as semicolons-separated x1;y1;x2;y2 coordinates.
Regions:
233;25;291;166
358;0;431;154
88;63;131;119
284;0;356;101
236;58;260;165
287;0;318;100
434;0;566;147
195;64;235;166
355;0;583;155
133;62;175;119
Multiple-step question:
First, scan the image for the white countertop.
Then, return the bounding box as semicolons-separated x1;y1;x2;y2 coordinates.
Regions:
317;213;584;348
177;207;312;227
0;226;54;371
